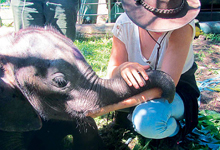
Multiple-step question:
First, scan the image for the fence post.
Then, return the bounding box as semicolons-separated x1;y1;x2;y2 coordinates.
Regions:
108;0;111;23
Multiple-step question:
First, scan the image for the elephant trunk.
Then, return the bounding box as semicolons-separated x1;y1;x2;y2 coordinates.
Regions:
85;69;175;108
103;70;175;106
75;57;175;113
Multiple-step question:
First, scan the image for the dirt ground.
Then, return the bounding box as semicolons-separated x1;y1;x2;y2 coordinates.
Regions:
193;35;220;112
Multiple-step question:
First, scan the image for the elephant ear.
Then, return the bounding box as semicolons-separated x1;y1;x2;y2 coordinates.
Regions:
0;76;42;132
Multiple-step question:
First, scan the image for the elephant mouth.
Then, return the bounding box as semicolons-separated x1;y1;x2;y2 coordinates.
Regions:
83;108;102;117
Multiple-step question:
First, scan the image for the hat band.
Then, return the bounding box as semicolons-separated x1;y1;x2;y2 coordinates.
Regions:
136;0;185;14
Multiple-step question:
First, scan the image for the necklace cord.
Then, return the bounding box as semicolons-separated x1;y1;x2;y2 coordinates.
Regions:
146;31;169;70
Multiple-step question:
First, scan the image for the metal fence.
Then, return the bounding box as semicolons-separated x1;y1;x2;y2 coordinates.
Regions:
0;0;124;25
78;0;123;24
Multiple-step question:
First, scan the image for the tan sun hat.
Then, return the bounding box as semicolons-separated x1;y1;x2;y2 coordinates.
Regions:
121;0;201;32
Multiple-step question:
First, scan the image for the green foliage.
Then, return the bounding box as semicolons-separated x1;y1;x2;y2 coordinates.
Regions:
188;110;220;150
74;37;112;78
133;138;152;150
209;85;220;92
198;110;220;137
61;135;74;149
194;50;206;62
203;34;220;42
0;0;7;3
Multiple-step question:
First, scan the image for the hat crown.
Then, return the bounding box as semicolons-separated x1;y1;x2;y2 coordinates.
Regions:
136;0;185;14
145;0;184;9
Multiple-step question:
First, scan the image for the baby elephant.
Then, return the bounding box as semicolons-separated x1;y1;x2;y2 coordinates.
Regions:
0;27;175;150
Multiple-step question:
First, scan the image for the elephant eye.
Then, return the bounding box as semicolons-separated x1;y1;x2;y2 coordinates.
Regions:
52;76;68;88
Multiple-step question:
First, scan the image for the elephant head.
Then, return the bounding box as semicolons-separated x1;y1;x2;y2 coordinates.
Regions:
0;27;175;133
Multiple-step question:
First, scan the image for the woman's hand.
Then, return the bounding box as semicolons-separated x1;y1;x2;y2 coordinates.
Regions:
119;62;150;89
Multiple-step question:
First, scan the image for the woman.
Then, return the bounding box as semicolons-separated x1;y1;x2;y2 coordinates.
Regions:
107;0;201;141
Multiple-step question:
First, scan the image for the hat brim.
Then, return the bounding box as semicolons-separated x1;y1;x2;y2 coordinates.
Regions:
122;0;201;32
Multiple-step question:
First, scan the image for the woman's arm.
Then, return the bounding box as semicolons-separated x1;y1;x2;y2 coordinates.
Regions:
107;36;150;89
161;24;194;86
107;35;128;78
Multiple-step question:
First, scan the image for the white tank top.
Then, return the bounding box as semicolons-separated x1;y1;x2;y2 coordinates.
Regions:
112;13;196;74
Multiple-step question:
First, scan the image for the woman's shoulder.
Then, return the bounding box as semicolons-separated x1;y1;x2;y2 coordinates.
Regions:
115;13;134;26
188;20;196;27
169;20;196;39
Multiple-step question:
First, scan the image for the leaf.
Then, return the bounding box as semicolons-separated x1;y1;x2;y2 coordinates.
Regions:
142;138;152;149
185;110;220;149
188;129;220;150
133;144;143;150
209;85;220;92
199;110;220;120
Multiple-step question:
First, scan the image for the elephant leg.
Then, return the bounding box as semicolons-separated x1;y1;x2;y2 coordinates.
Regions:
0;130;28;150
1;118;105;150
72;117;105;150
28;118;105;150
27;120;75;150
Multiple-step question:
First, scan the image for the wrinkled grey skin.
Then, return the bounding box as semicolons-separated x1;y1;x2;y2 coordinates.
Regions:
0;27;175;150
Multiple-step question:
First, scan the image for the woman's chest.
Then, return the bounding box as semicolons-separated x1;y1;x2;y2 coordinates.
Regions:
138;28;165;60
140;40;155;60
139;34;157;60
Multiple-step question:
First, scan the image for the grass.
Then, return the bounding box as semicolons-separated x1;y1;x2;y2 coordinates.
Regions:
74;34;220;149
194;50;206;62
203;34;220;42
74;37;112;78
